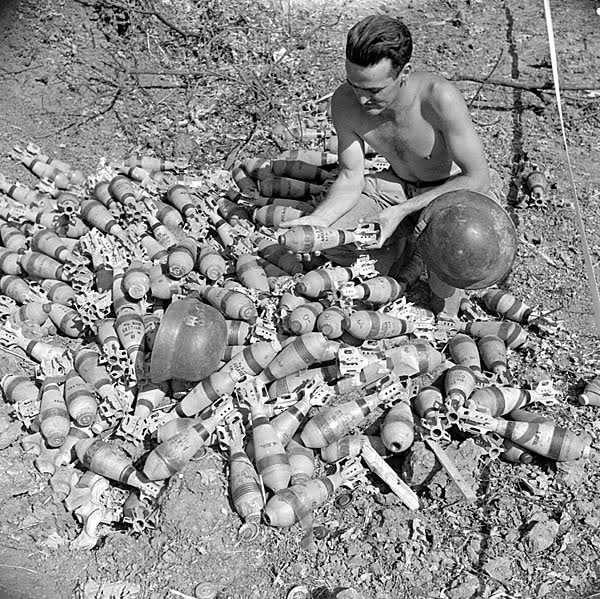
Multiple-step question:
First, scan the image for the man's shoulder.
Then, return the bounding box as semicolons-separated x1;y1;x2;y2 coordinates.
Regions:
412;71;464;112
331;83;362;123
412;70;455;94
332;81;356;105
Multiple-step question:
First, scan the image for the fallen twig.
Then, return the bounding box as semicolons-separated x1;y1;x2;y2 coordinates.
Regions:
72;0;205;38
468;49;504;109
452;74;600;100
0;65;44;77
39;88;122;138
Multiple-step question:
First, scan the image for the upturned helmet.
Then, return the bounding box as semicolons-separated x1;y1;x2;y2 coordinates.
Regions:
416;190;517;289
150;296;227;382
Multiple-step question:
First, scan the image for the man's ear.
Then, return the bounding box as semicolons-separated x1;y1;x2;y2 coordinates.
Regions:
400;63;412;84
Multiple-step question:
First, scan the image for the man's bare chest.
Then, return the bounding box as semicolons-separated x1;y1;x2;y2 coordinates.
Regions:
361;118;439;162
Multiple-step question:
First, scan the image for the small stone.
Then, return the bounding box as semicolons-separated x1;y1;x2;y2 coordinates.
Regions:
523;520;559;553
447;573;479;599
482;556;513;582
401;441;437;486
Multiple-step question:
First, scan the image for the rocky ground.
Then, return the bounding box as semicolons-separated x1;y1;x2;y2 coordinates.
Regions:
0;1;599;598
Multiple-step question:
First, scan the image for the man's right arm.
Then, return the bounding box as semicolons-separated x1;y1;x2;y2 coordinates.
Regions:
279;86;365;228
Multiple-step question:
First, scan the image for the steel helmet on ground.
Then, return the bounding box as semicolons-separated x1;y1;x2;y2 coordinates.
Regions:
150;296;227;382
416;190;517;289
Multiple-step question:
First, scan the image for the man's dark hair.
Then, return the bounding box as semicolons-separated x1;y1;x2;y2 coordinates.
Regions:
346;15;413;74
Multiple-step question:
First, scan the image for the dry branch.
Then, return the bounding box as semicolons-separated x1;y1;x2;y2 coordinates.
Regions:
452;74;600;95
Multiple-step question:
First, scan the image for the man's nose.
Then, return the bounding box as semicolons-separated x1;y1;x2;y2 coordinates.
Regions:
357;92;372;104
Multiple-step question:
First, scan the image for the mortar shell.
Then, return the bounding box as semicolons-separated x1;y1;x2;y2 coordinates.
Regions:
148;266;182;301
141;234;169;263
383;340;444;377
287;436;315;485
108;175;137;206
20;251;64;281
253;205;306;228
263;473;343;527
278;149;338;167
197;244;227;281
258;242;304;275
381;400;415;453
278;292;309;313
74;347;113;391
444;365;477;403
236;254;270;293
301;394;380;448
0;221;27;252
146;214;178;248
287;302;323;335
270;159;332;184
76;437;148;489
343;310;414;340
353;276;404;304
220;339;282;379
224;319;252;345
256;333;339;384
0;248;24;276
8;301;51;327
216;196;251;224
80;199;124;237
251;410;291;492
2;374;40;404
64;369;98;427
176;370;239;417
155;200;184;228
477;335;509;376
40;279;76;306
500;439;535;464
229;447;264;522
123;260;151;299
23;157;69;188
201;287;258;323
127;155;178;171
448;333;481;372
231;165;259;195
279;225;354;253
412;386;443;419
143;417;215;480
156;417;195;443
579;377;600;406
47;302;86;337
92;181;117;209
482;289;536;323
0;275;32;303
458;320;528;349
492;418;591;461
3;183;45;205
258;176;322;200
267;365;339;399
39;378;70;448
30;228;73;263
168;237;197;279
316;306;347;339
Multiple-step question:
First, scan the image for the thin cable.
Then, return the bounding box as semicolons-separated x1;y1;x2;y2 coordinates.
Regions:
543;0;600;334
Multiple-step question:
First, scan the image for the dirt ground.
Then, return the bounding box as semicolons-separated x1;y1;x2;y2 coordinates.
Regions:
0;0;600;598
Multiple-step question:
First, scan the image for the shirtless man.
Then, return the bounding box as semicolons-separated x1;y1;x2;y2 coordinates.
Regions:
280;15;500;315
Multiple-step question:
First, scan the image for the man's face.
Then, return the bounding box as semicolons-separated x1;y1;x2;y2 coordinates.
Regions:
345;58;406;115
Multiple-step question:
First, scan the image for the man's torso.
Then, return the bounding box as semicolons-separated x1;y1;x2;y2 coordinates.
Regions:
336;71;458;182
